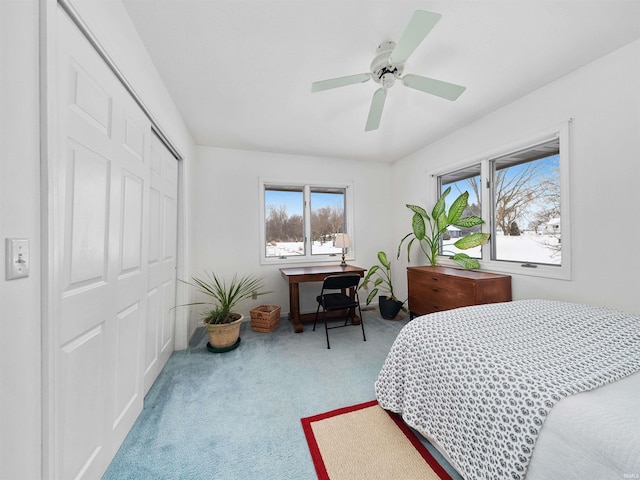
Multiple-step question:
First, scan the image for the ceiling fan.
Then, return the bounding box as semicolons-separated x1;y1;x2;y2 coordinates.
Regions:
311;10;466;132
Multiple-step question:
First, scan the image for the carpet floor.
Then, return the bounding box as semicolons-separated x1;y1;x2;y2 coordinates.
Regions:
103;310;463;480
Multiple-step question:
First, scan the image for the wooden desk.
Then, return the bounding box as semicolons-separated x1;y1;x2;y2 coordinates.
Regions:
280;265;366;333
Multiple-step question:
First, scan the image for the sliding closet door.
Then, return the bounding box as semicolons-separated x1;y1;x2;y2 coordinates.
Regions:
49;7;178;479
144;134;178;394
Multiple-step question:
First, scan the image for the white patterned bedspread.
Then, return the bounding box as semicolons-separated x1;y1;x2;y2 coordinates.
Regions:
375;299;640;480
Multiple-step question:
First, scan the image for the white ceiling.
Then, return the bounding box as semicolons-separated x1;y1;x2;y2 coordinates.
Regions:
122;0;640;163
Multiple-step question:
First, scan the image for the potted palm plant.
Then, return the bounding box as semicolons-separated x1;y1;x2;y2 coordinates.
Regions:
359;251;406;319
180;272;269;351
398;187;490;269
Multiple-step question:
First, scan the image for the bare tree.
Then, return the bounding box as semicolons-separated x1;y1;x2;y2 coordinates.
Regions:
285;214;303;241
266;205;303;242
529;165;561;256
461;161;559;236
311;206;344;243
494;162;549;235
266;205;287;243
266;203;344;245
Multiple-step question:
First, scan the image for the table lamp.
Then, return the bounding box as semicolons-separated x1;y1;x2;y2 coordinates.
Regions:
334;233;351;267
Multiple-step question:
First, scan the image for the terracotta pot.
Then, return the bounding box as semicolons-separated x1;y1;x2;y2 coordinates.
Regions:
206;314;243;348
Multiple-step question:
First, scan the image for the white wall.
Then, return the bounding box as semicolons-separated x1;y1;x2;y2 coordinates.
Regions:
391;39;640;315
0;1;195;478
0;2;41;478
188;146;394;331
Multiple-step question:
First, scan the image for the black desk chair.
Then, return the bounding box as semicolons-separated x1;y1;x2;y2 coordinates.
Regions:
313;274;366;349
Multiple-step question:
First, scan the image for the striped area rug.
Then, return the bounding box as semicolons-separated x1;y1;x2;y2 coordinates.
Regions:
301;400;451;480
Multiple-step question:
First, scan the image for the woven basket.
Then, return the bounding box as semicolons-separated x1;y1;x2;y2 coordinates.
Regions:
250;305;281;333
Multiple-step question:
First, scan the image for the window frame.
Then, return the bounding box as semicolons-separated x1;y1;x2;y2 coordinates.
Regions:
430;122;571;280
259;178;355;265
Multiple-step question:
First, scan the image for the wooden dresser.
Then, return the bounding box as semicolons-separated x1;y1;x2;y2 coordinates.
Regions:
407;266;512;318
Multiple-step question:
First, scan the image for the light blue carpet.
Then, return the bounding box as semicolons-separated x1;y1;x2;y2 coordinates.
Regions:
103;310;462;479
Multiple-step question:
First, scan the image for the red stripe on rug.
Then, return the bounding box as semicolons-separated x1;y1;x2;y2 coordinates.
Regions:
385;406;452;480
301;400;451;480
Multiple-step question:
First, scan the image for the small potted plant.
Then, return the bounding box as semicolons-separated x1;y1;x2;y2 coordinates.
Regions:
359;251;406;319
179;272;269;351
398;187;490;269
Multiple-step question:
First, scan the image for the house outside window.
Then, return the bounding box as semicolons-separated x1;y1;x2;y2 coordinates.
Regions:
432;123;570;279
260;180;354;264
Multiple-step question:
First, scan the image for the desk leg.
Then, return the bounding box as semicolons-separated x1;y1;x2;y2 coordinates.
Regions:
289;282;303;333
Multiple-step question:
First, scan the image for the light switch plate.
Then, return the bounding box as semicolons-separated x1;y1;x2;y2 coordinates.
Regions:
5;238;29;280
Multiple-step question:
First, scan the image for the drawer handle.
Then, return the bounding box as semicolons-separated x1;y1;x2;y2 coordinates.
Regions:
432;287;439;292
432;277;438;281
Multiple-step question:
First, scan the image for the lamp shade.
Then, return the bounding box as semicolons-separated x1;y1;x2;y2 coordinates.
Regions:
334;233;351;248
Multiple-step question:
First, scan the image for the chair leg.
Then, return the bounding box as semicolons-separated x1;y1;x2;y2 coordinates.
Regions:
324;311;330;349
313;303;321;331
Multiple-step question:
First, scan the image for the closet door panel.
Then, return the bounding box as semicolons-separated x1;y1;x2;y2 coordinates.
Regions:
50;7;178;479
144;135;178;394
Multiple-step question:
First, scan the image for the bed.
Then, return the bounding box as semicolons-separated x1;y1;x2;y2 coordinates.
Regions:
375;299;640;480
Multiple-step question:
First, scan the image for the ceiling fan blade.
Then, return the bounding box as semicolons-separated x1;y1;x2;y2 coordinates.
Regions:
311;73;371;92
402;74;466;101
365;88;387;131
390;10;441;65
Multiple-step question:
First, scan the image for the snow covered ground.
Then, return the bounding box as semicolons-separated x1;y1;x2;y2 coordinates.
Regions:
266;241;340;257
268;232;561;265
444;232;561;265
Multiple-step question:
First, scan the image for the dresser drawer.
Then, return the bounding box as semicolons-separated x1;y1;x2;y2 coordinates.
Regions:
409;288;474;315
408;269;468;291
409;300;448;315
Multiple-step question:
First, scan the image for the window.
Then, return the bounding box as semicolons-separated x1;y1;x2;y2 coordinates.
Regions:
490;139;561;265
310;187;346;255
260;180;353;264
433;124;570;279
439;164;483;260
264;186;305;257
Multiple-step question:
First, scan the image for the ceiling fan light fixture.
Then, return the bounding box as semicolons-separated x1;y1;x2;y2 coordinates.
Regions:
379;72;396;89
370;41;403;87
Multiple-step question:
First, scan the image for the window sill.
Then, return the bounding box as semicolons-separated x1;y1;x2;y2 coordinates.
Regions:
260;254;355;267
437;257;571;281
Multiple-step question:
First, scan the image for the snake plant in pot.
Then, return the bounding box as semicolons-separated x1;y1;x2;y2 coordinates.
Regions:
178;272;269;350
398;187;490;269
359;251;406;319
